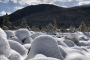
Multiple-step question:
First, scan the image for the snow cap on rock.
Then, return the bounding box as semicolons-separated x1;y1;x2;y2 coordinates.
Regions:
8;40;28;57
15;29;31;40
0;28;11;58
9;49;23;60
5;30;15;39
0;28;7;38
29;54;60;60
0;55;9;60
30;32;44;39
26;35;64;60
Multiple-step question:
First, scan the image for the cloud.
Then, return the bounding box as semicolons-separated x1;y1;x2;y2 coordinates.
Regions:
61;6;68;8
14;6;24;10
77;1;90;6
0;0;2;2
3;0;9;3
0;0;9;3
0;10;11;16
76;0;90;2
11;0;73;5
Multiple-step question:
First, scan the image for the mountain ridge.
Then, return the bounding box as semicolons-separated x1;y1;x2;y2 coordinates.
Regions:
0;4;90;28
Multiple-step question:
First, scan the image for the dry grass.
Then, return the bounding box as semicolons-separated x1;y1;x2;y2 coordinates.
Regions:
66;37;78;43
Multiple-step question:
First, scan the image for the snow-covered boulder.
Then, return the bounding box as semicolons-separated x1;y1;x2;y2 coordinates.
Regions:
77;41;90;46
65;52;89;60
30;32;44;39
58;46;67;58
24;37;33;44
29;31;35;35
80;46;88;52
26;35;64;60
0;55;9;60
67;33;78;40
0;28;7;38
55;38;68;47
15;29;31;40
9;49;23;60
23;44;31;50
9;36;23;44
29;54;60;60
5;30;15;39
0;28;11;58
58;41;68;47
63;40;76;47
71;46;82;51
8;40;28;57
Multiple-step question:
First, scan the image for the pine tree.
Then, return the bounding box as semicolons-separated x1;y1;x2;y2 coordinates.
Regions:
2;13;12;30
26;25;31;31
60;27;65;33
87;27;90;32
12;26;18;30
46;23;53;33
79;21;87;32
20;18;31;30
32;26;40;31
41;27;46;32
54;19;58;28
69;25;75;33
21;18;27;28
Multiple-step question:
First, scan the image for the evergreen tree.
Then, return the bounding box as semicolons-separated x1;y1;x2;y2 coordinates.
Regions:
2;26;9;30
69;25;75;33
46;23;57;34
87;27;90;32
54;19;58;28
20;18;31;30
79;21;87;32
32;25;40;31
41;27;46;32
60;27;65;33
26;25;31;31
12;26;18;30
46;23;53;33
21;18;27;28
2;13;12;30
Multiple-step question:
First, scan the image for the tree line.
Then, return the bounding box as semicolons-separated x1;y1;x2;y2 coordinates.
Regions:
1;13;90;33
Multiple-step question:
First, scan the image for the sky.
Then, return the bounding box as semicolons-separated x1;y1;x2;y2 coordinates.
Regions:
0;0;90;16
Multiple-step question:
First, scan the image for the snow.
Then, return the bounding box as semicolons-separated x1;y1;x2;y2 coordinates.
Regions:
76;41;90;46
1;28;90;60
29;31;35;35
65;52;89;60
0;28;11;58
23;44;31;50
56;38;68;47
0;55;9;60
15;29;31;40
58;46;67;58
5;30;15;39
8;40;28;57
24;37;33;44
26;35;64;60
63;40;76;47
0;28;7;38
67;33;78;39
9;49;23;60
9;36;23;44
30;32;45;39
29;54;60;60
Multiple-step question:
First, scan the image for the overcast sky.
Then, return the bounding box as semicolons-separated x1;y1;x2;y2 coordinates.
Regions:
0;0;90;16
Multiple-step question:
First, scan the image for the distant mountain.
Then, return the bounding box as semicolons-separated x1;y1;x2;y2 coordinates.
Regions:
0;4;90;28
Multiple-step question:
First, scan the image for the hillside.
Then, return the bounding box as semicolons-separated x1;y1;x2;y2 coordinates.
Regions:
0;4;90;28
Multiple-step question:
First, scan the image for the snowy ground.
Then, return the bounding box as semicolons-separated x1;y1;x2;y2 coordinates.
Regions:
1;28;90;60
